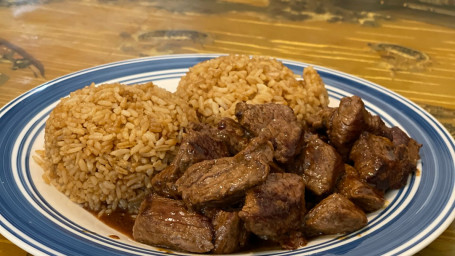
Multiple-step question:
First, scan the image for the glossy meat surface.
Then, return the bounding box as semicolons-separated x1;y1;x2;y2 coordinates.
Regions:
211;210;248;254
132;194;214;253
239;173;306;240
304;193;368;237
176;137;274;208
301;133;344;196
151;125;230;198
336;164;385;212
235;102;302;163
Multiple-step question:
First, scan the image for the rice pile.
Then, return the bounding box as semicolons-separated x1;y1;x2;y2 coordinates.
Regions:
176;55;329;125
39;82;197;215
39;55;329;215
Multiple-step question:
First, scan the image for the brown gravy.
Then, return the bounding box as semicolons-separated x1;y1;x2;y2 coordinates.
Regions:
89;209;135;239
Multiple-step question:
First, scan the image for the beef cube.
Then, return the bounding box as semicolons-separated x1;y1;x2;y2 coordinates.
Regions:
235;102;302;163
383;126;421;189
351;130;421;191
350;132;397;191
307;96;367;159
304;193;368;237
365;113;390;138
328;96;368;159
239;173;306;242
307;96;393;160
389;127;421;169
132;194;214;253
306;107;336;131
151;125;230;198
235;102;297;133
176;137;274;208
216;117;251;155
336;164;385;212
391;139;422;189
278;231;307;250
301;133;344;196
211;210;248;254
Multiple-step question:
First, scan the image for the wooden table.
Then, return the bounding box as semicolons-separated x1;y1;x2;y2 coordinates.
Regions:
1;1;454;255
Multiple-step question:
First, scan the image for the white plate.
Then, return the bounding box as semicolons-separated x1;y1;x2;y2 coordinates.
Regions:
0;54;454;256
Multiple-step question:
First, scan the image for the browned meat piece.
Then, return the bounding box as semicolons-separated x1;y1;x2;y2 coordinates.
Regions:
336;164;385;212
284;150;306;176
304;193;368;237
301;133;344;196
389;126;410;146
307;96;367;159
235;102;297;133
350;132;395;190
235;102;302;163
132;194;214;253
389;127;421;167
278;231;307;250
364;112;390;138
308;96;393;160
239;173;306;247
350;132;396;191
216;117;252;155
265;118;303;163
211;210;248;254
328;96;368;158
151;125;230;198
306;107;336;131
390;134;422;189
351;130;421;190
176;137;274;208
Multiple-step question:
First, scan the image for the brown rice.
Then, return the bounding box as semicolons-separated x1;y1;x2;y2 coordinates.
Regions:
175;55;329;125
40;82;197;215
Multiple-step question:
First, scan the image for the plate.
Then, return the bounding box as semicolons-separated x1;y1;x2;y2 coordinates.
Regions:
0;54;454;256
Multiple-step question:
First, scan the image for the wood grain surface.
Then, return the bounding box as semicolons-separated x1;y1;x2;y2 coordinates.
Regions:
0;0;454;255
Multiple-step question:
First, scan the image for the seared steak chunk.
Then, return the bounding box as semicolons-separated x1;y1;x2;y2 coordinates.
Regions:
151;125;230;198
390;138;422;189
350;131;420;191
239;173;306;245
235;102;302;163
350;130;421;191
336;164;385;212
350;132;396;191
304;193;367;237
211;210;248;254
235;102;297;133
364;112;390;138
176;137;273;208
278;231;307;250
308;96;399;160
327;96;368;159
301;133;344;196
216;117;251;155
132;194;214;253
306;107;336;132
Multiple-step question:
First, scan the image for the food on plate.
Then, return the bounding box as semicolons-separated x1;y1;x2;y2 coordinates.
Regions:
175;136;273;209
303;193;368;238
132;194;214;253
39;82;197;214
37;55;421;254
132;97;421;253
175;54;329;125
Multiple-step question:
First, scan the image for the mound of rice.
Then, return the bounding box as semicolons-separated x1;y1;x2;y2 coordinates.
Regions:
40;82;197;214
175;54;329;125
